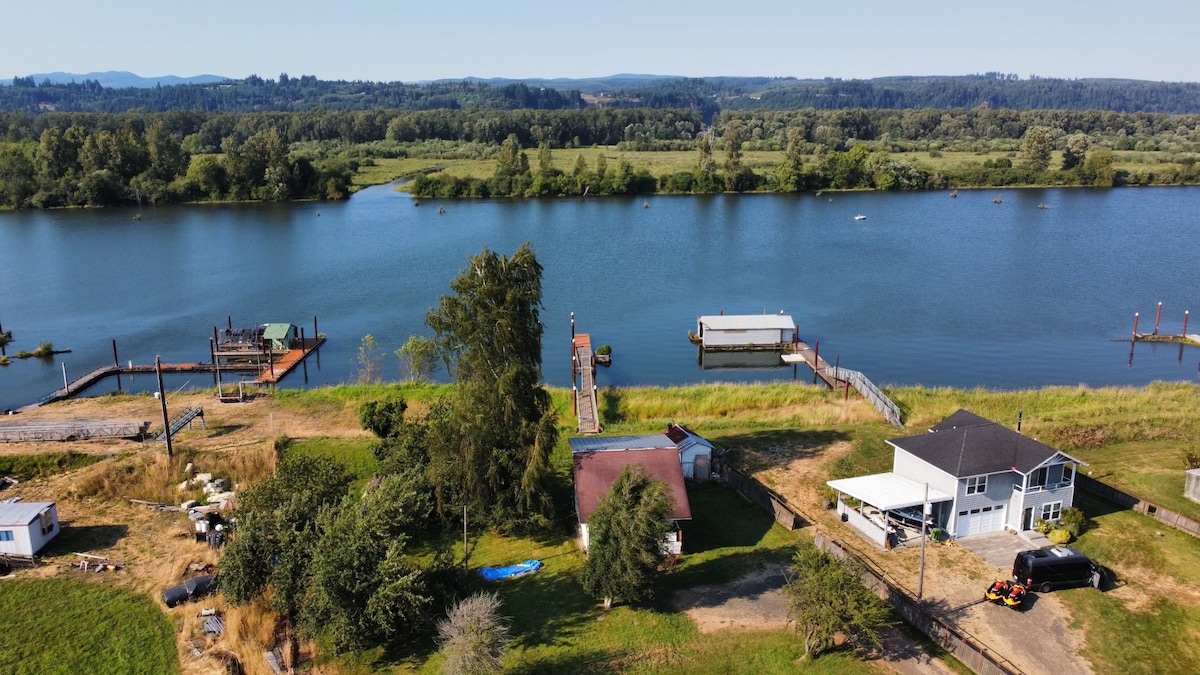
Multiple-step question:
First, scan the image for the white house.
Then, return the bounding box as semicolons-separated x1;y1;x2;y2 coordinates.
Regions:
695;314;795;350
827;410;1085;546
0;501;60;556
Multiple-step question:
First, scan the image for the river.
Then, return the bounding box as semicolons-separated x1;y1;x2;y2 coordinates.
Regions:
1;185;1198;410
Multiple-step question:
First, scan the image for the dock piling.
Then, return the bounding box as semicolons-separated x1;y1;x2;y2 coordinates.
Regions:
112;339;122;393
1132;312;1140;339
1155;302;1163;335
812;341;820;385
1184;311;1190;336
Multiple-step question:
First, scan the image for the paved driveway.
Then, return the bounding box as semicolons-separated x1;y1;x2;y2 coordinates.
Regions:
957;530;1051;569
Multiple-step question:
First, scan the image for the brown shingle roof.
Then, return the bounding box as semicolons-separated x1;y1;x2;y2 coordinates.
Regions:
572;448;692;524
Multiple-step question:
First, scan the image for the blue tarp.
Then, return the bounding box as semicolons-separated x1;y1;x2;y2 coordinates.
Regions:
478;559;543;582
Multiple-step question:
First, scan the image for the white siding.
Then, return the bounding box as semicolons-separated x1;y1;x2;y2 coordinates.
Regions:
702;328;786;348
679;445;712;479
890;448;958;498
0;504;58;556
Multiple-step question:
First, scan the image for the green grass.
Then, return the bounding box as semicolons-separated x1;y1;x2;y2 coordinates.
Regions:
0;579;178;675
286;437;378;481
328;483;885;674
356;147;1195;191
1060;492;1200;675
0;452;103;480
275;382;455;415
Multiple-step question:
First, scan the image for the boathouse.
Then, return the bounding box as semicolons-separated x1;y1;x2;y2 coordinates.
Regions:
0;502;59;556
695;314;795;350
262;324;297;351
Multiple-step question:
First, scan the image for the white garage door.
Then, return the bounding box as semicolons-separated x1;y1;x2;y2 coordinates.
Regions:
957;505;1005;536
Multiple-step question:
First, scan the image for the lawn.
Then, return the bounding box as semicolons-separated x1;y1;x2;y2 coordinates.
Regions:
0;578;178;675
1061;492;1200;675
285;437;378;482
326;481;891;674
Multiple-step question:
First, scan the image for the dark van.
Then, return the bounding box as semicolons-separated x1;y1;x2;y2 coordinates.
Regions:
1012;547;1099;593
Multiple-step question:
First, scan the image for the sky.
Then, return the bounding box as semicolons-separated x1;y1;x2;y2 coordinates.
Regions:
4;0;1200;83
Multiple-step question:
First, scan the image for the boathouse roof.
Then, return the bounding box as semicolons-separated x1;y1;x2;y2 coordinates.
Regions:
698;314;794;331
262;324;294;341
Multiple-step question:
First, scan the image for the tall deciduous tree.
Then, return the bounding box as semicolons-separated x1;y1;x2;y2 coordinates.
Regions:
581;465;673;609
783;542;891;659
1019;125;1054;171
722;121;743;191
426;244;557;528
396;335;439;383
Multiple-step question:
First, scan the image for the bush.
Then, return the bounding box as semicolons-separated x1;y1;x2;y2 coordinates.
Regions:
595;344;612;356
1047;528;1072;545
1059;507;1088;537
1034;518;1053;534
437;592;510;675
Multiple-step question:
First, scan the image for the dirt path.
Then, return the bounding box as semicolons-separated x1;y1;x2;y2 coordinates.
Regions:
668;563;958;674
737;442;1095;675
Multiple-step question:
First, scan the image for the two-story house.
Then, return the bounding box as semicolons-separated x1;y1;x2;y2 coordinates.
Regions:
828;410;1085;545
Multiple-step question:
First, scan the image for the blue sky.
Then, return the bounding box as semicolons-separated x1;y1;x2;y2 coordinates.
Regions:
5;0;1199;82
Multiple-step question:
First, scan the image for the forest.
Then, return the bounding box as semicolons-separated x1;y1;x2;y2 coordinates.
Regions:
1;102;1199;208
7;73;1200;115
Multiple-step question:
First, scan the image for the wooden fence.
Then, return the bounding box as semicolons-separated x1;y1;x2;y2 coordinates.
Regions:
817;535;1024;675
724;468;1024;675
723;468;807;530
1076;474;1200;538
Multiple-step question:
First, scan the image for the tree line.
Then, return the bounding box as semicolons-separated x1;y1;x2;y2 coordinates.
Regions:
0;75;584;114
7;73;1200;116
3;105;1197;208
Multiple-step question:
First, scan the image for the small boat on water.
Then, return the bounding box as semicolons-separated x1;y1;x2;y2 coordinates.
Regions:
853;214;867;221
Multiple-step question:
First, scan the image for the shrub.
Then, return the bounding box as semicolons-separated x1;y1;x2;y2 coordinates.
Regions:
1059;507;1088;537
437;592;510;675
1034;518;1053;534
1047;528;1072;545
595;344;612;356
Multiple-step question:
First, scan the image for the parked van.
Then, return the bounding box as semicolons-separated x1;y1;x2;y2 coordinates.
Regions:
1012;547;1099;593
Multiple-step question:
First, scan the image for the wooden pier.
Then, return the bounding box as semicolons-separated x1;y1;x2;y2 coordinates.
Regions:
782;339;840;388
571;315;602;435
34;336;325;406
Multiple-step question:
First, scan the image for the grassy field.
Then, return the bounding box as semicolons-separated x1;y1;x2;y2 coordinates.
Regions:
325;481;890;674
0;451;102;480
351;147;1194;189
0;578;179;675
285;437;379;482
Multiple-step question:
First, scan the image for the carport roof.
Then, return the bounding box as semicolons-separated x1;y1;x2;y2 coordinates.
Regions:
826;473;953;510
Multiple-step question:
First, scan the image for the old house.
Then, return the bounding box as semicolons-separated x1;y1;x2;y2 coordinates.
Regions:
572;447;692;555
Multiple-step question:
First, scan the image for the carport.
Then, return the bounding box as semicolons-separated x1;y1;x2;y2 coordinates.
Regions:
827;473;953;548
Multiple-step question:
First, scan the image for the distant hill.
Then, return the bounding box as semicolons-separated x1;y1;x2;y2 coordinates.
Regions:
450;73;682;94
5;71;229;88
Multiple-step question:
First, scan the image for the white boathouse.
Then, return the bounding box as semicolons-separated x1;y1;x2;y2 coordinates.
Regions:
695;314;795;350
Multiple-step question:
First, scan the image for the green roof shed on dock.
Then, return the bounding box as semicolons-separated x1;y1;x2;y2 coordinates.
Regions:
263;323;296;351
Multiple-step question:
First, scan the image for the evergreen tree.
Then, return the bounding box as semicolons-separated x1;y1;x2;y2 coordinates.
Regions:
581;465;673;609
783;542;891;659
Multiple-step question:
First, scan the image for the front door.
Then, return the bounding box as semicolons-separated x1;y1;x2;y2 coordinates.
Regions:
1022;507;1033;531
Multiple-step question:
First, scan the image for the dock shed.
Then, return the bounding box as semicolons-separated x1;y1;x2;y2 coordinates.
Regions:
262;324;297;351
696;314;795;350
0;502;59;556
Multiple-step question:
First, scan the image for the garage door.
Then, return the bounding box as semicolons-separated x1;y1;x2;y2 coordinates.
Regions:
957;505;1006;536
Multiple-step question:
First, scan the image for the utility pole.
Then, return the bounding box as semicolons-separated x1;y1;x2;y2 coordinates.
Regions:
918;482;929;600
463;505;469;569
156;356;173;459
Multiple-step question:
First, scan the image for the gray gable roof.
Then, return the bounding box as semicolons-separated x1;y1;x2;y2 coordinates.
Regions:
890;410;1064;477
568;435;673;453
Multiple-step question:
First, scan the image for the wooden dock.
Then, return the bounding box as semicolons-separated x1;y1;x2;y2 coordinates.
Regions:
782;340;841;388
254;337;324;384
34;337;325;406
572;331;602;435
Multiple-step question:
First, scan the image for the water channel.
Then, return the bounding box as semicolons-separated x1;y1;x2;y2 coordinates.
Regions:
1;184;1198;411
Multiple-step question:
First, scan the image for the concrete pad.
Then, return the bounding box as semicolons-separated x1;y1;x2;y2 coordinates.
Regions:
956;531;1032;569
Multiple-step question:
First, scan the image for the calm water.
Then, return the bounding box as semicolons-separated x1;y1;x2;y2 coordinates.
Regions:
2;185;1199;410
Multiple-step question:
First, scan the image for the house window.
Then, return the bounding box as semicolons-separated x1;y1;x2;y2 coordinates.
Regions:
965;476;987;495
1030;467;1049;488
1062;464;1075;483
1040;501;1062;521
0;530;12;542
